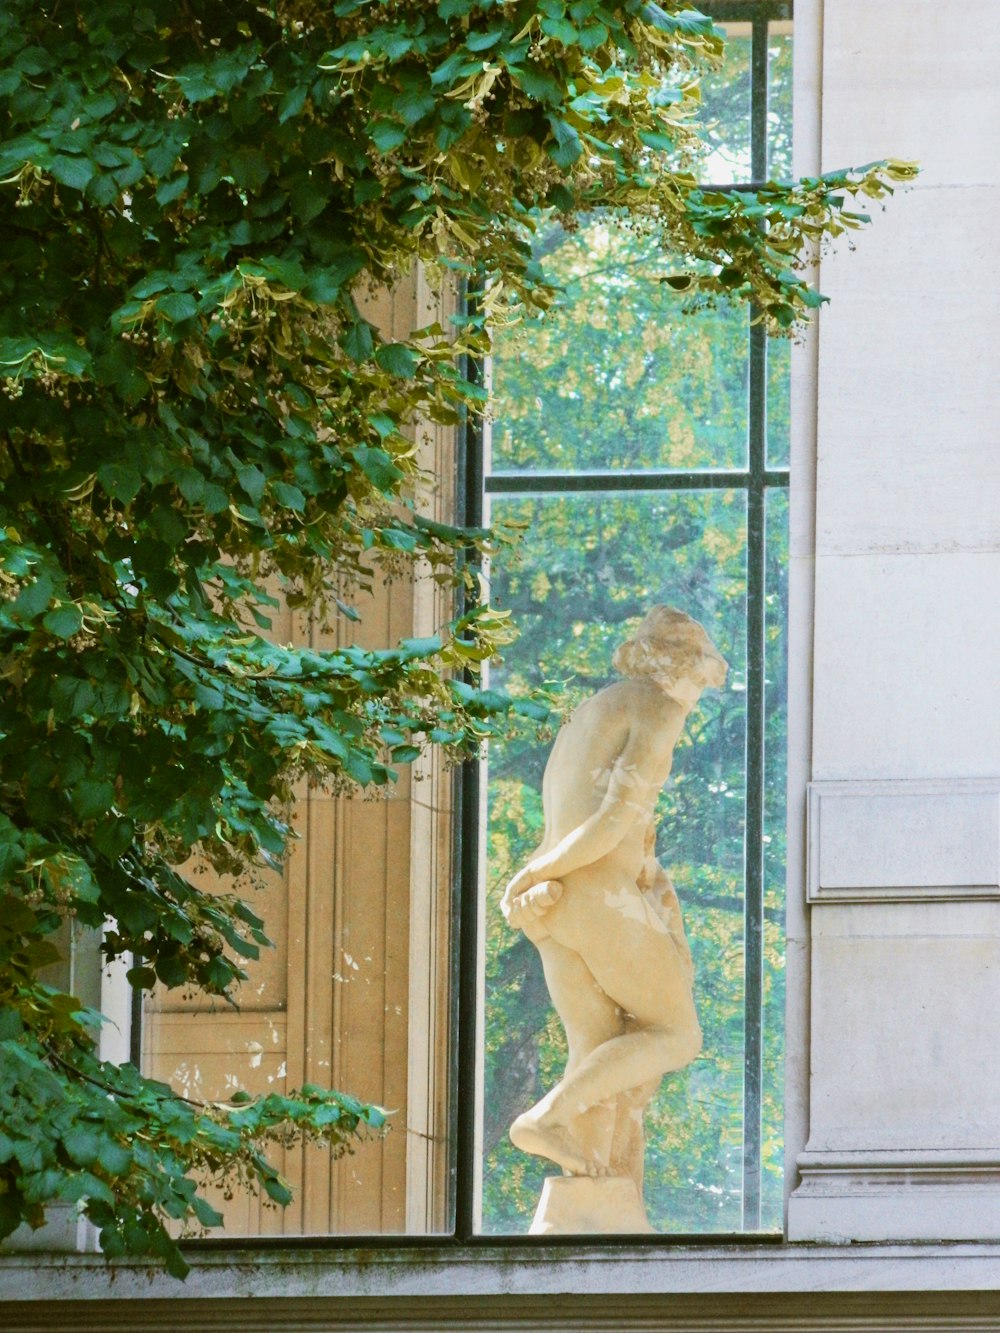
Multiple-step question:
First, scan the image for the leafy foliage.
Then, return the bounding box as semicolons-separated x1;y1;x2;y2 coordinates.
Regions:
0;957;383;1277
0;0;910;1270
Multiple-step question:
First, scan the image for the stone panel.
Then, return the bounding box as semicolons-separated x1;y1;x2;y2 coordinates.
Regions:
820;0;1000;188
808;780;1000;901
811;552;1000;782
814;186;1000;559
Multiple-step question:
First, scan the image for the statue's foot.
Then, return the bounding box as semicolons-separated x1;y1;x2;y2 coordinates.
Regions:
510;1109;610;1177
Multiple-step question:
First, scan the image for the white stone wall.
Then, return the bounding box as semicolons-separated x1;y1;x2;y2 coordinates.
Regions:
787;0;1000;1241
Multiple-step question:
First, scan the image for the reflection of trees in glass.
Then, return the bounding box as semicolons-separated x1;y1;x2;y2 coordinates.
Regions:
686;21;793;183
491;221;749;474
761;487;789;1229
768;31;794;179
692;29;751;182
767;334;791;467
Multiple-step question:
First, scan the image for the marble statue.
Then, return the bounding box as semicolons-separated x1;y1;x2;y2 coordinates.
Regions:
500;606;728;1233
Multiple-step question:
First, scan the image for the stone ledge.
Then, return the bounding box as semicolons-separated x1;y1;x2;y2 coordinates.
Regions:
5;1241;1000;1303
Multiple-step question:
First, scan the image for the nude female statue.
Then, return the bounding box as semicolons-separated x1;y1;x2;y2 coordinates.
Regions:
500;607;728;1204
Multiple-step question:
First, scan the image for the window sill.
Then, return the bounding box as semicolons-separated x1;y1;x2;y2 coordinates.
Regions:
4;1239;1000;1303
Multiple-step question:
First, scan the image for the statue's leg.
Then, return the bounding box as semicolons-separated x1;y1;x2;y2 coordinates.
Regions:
518;873;701;1143
510;936;623;1177
545;936;628;1173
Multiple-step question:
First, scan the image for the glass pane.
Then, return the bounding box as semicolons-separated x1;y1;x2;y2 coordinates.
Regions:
766;334;790;469
490;220;750;474
690;24;752;184
142;597;456;1237
761;486;789;1230
767;27;794;180
480;489;749;1234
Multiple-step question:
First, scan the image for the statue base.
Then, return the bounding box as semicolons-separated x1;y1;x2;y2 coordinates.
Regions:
528;1175;654;1235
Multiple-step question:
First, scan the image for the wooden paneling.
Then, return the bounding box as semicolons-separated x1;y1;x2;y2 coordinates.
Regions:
143;268;456;1237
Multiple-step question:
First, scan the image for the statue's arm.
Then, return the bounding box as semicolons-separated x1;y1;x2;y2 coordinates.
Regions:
503;726;669;905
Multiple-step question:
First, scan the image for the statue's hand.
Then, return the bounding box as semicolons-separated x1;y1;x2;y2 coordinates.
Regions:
501;870;564;932
500;865;535;920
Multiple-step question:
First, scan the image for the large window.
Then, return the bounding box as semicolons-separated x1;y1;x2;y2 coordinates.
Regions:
140;1;792;1244
475;2;792;1236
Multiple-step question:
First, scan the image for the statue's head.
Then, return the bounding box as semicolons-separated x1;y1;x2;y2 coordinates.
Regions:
612;606;728;693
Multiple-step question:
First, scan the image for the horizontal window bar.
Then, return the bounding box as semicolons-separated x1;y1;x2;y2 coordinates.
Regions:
184;1229;785;1254
485;470;789;494
701;0;792;20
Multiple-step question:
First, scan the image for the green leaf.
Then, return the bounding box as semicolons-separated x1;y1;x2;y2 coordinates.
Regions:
390;744;421;763
50;676;97;718
465;29;504;53
278;85;309;124
341;319;374;362
353;445;404;492
62;1126;101;1168
430;49;480;87
638;129;674;152
260;1174;293;1206
272;482;306;511
97;463;142;503
191;1194;224;1227
13;572;54;621
71;778;115;819
368;119;407;153
156;292;199;323
92;817;134;860
367;413;397;439
374;342;419;378
174;468;206;504
513;66;563;105
0;1011;24;1041
236;464;267;504
396;88;436;127
155;174;189;206
97;1140;132;1175
50;154;95;191
546;116;583;168
547;183;576;212
126;966;157;990
42;604;83;639
399;634;443;657
541;15;578;44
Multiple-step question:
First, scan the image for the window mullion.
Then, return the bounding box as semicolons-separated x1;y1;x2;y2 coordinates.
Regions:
454;326;487;1241
742;302;769;1228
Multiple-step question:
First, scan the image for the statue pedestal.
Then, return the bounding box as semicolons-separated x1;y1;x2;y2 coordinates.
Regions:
529;1176;654;1235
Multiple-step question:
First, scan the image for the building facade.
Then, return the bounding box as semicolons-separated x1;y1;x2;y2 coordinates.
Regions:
5;0;1000;1327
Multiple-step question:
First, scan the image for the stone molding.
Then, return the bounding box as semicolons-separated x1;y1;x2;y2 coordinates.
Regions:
793;780;1000;1244
791;1151;1000;1243
807;779;1000;903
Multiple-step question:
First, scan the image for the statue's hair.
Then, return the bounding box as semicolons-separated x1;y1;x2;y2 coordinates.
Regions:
612;606;722;690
